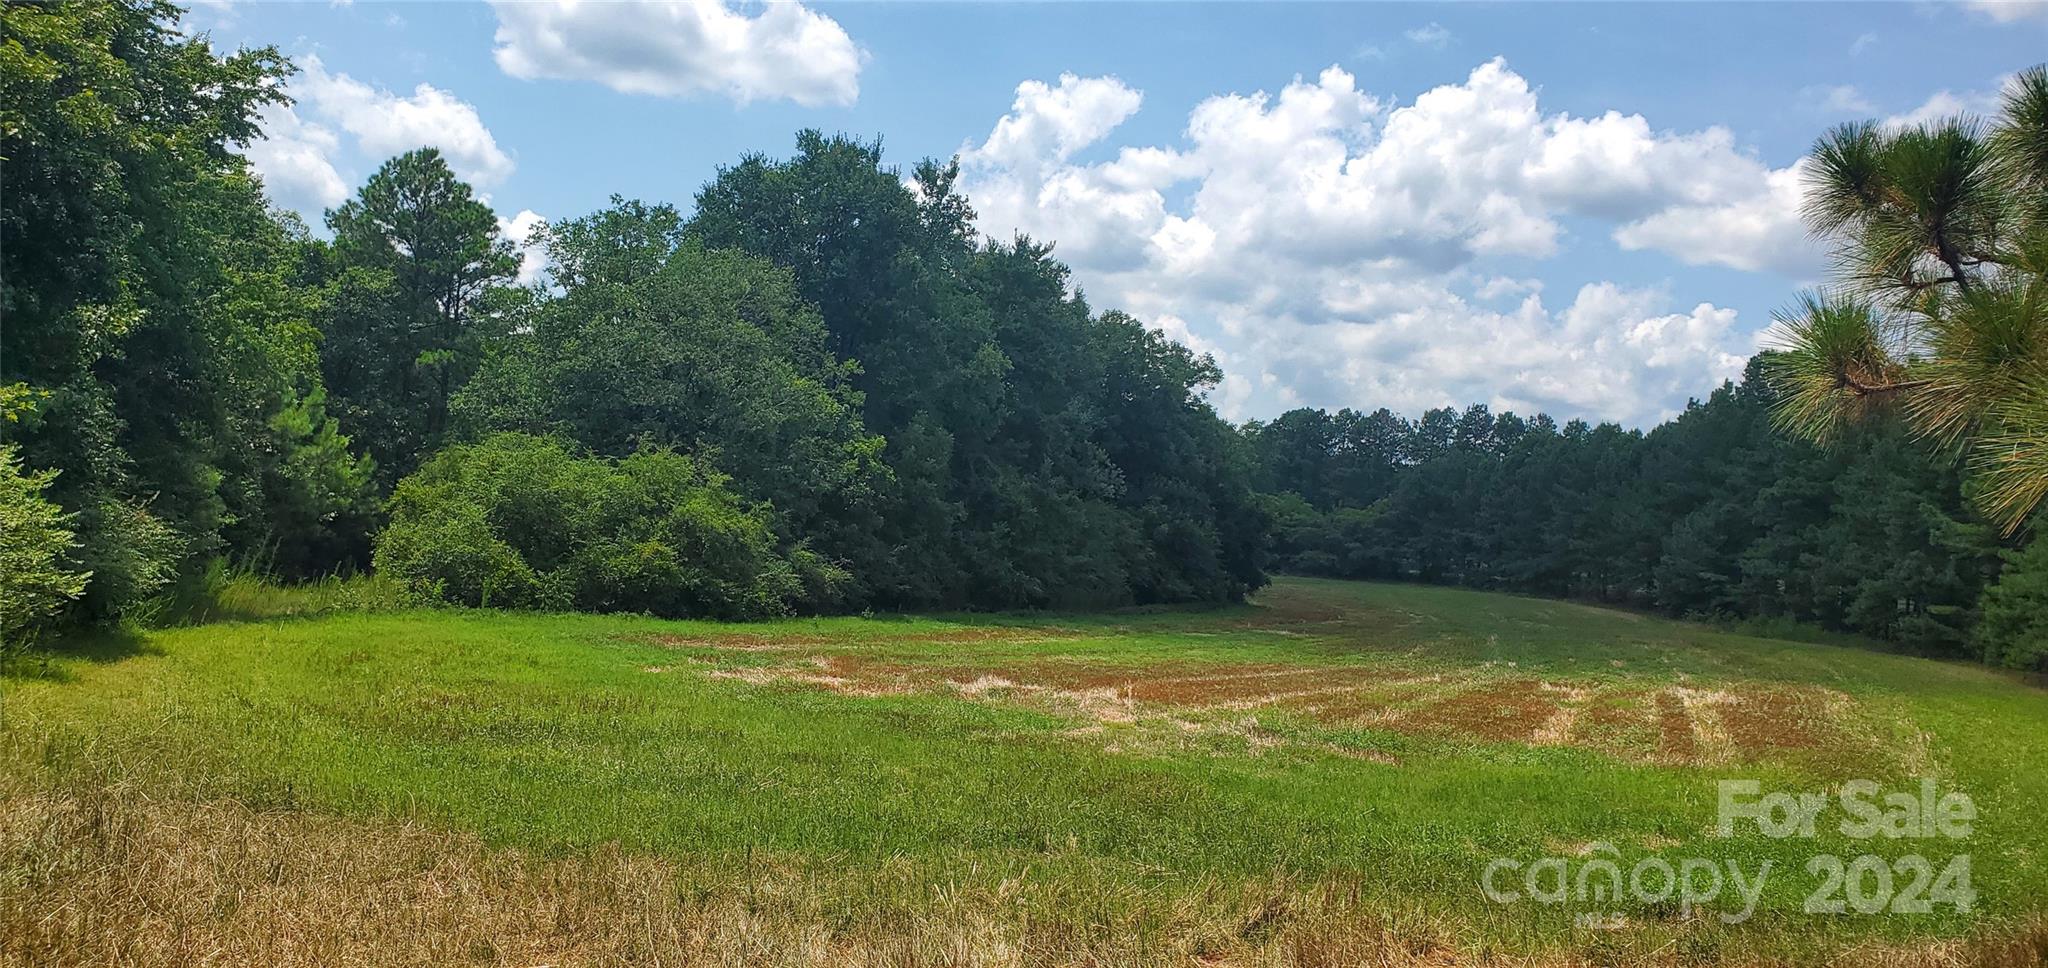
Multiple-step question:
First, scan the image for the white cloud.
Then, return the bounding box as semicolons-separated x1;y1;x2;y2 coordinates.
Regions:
1404;23;1453;48
1964;0;2048;22
497;209;549;286
1850;32;1879;55
964;58;1811;281
1358;21;1456;63
173;0;236;36
1472;275;1542;301
1884;88;2001;129
1803;84;1876;114
489;0;864;107
1614;160;1821;276
1207;279;1749;426
1215;372;1258;417
1525;108;1772;221
957;58;1798;424
960;75;1187;266
1879;71;2028;133
244;101;349;214
294;56;514;187
1886;91;1979;129
963;74;1144;173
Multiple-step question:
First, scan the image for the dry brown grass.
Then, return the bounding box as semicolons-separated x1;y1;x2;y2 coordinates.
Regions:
0;777;1446;968
1395;680;1557;743
3;778;2043;968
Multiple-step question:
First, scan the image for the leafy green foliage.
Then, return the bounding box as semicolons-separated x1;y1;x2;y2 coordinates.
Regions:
684;135;1266;608
374;434;828;619
64;496;182;624
1;0;364;620
0;446;89;643
229;389;380;578
453;205;890;604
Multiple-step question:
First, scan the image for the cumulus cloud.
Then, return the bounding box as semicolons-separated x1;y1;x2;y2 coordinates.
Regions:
1245;282;1749;425
294;56;514;187
244;101;349;214
956;75;1181;267
497;209;549;286
968;59;1811;281
1614;160;1822;276
490;0;864;106
963;74;1144;172
957;58;1795;424
1472;275;1542;301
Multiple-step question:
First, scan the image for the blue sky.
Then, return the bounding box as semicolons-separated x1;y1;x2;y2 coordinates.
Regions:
192;0;2048;426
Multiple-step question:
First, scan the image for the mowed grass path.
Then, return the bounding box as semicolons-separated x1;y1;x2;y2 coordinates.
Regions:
3;578;2044;965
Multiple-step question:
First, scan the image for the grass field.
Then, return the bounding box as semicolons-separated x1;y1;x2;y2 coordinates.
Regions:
3;577;2044;966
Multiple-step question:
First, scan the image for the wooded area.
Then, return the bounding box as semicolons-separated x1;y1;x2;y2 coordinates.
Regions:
1245;367;2040;667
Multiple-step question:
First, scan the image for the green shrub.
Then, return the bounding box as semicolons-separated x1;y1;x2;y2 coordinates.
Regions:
70;498;182;624
1978;536;2048;672
373;434;834;619
0;445;89;643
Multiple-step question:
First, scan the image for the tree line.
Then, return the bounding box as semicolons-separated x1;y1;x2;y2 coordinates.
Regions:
3;1;2042;671
1242;361;2041;669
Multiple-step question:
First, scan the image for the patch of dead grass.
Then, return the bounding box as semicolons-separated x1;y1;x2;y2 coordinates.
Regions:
1656;688;1702;763
1397;679;1559;743
662;639;1909;773
3;780;2040;968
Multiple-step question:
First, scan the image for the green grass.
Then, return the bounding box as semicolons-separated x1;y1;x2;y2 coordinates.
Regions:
143;560;416;626
4;577;2044;963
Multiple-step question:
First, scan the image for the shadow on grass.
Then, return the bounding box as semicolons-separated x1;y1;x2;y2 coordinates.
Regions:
1;627;158;684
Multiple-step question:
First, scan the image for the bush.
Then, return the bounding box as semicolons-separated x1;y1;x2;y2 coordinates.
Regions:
0;445;89;643
373;434;834;619
1978;536;2048;672
70;497;182;624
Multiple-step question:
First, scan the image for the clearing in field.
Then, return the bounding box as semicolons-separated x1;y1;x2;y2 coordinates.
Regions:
3;577;2044;966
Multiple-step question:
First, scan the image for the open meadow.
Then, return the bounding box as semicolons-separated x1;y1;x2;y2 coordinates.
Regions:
4;577;2043;966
